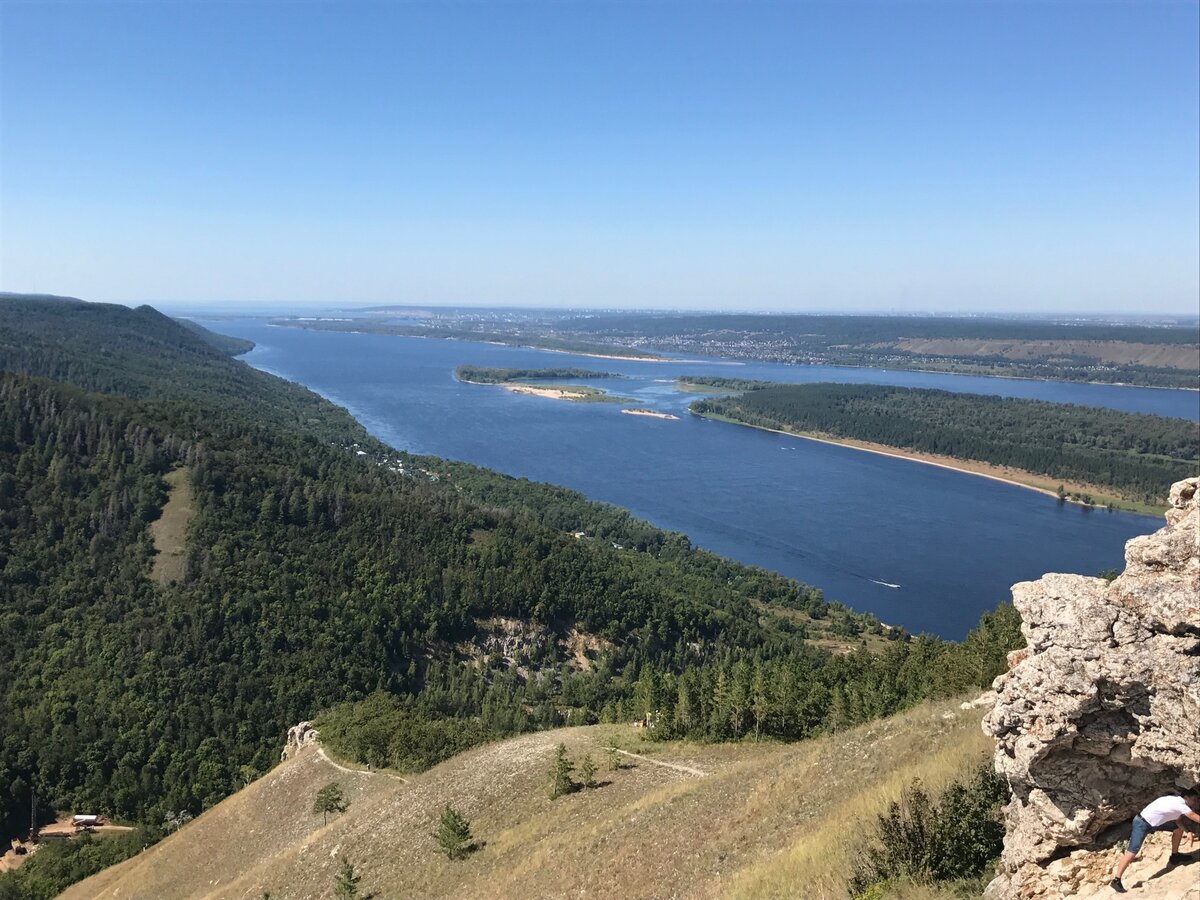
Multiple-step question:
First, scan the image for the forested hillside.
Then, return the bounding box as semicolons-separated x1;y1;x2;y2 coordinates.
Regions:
693;383;1198;504
0;298;1021;896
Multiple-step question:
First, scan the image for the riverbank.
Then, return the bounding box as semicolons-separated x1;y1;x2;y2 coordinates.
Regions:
692;411;1166;516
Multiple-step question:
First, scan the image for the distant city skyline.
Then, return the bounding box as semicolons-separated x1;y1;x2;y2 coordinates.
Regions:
2;1;1197;314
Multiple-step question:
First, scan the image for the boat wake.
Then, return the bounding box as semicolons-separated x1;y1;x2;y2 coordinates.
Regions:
869;579;901;589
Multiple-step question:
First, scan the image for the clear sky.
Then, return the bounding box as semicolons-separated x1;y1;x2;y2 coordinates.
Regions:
1;1;1197;313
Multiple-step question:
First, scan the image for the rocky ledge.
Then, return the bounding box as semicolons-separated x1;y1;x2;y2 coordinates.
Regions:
984;477;1200;899
281;720;320;761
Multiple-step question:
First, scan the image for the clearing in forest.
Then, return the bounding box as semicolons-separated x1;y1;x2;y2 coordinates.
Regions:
149;467;193;585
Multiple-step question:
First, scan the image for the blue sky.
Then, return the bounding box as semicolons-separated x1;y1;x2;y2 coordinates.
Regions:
1;1;1197;313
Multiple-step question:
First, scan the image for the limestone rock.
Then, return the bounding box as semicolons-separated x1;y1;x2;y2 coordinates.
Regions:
983;477;1200;899
281;721;320;761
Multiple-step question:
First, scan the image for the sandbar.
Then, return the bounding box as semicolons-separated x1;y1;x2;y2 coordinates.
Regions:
622;409;679;420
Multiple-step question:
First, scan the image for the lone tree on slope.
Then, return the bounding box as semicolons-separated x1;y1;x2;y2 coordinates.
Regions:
334;856;361;899
579;754;598;789
433;804;475;861
313;781;348;825
548;743;576;799
606;746;621;771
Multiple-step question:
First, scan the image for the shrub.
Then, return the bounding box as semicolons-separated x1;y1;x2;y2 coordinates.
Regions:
849;764;1009;896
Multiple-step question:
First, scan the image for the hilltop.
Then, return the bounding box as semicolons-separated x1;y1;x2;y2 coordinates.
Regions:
63;699;991;900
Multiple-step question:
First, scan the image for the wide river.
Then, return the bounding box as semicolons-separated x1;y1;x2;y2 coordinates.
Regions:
201;319;1197;639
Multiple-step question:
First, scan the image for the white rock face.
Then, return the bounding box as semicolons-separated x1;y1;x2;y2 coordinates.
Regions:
983;477;1200;899
281;720;320;761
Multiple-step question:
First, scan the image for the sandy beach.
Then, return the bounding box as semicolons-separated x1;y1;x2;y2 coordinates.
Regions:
692;412;1162;514
501;383;593;401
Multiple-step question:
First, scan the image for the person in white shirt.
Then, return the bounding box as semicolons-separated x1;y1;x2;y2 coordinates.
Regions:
1110;788;1200;893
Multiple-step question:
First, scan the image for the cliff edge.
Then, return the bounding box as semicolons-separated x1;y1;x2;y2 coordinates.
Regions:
984;477;1200;898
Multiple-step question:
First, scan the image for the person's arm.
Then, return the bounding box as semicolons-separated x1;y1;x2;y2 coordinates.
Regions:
1184;811;1200;845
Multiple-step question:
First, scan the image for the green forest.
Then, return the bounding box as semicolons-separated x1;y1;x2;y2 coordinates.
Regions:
1;297;1022;896
692;383;1198;505
454;366;620;383
675;376;774;392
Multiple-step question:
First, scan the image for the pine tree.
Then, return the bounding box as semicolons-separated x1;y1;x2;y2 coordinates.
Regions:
548;743;575;799
751;668;771;742
334;857;360;899
579;754;598;788
606;745;621;771
433;804;474;860
313;782;347;825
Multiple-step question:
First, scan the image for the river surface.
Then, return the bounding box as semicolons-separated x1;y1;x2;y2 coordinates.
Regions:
199;319;1193;639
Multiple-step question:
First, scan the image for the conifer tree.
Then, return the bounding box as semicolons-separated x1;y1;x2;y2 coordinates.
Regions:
433;804;474;860
548;743;575;799
579;754;598;788
334;857;360;899
606;745;621;771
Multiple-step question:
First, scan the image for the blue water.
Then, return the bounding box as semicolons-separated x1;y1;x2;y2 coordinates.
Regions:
200;320;1189;639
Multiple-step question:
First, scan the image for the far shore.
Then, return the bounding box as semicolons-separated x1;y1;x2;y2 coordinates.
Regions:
539;347;744;365
692;411;1166;516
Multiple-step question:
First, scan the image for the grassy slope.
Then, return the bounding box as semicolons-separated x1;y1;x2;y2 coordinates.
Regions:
61;699;990;900
147;466;193;584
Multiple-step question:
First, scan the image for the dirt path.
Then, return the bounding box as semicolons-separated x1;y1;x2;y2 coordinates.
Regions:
614;749;707;777
316;746;408;783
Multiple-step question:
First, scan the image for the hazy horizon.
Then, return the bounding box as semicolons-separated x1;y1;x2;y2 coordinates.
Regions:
6;291;1200;322
2;2;1197;315
110;297;1200;323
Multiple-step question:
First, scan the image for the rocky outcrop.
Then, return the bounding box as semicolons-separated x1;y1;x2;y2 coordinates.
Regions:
281;721;320;761
983;477;1200;899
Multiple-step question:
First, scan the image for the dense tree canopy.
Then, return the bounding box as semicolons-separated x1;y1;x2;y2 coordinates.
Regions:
454;366;619;383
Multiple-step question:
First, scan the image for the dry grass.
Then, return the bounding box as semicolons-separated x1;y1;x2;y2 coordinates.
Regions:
63;699;991;900
149;466;193;584
719;704;992;900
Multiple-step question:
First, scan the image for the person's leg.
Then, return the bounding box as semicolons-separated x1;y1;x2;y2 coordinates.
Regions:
1114;849;1137;880
1173;825;1183;855
1115;817;1150;887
